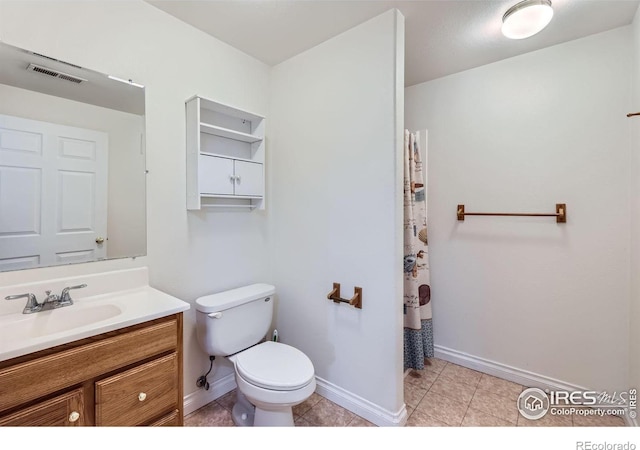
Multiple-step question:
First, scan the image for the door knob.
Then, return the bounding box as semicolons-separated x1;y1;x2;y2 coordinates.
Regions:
95;237;104;244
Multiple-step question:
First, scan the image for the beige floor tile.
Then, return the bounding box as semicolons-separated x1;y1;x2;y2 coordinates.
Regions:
405;404;415;419
414;390;469;426
572;409;626;427
302;398;356;426
406;408;450;427
517;411;573;427
404;382;428;409
462;407;515;427
439;363;482;387
429;376;477;405
294;416;314;427
405;368;439;390
424;357;448;374
469;388;518;424
184;402;235;426
476;374;523;402
215;389;236;411
293;392;323;417
347;416;377;427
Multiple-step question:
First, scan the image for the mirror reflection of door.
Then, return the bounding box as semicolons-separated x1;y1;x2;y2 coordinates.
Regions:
0;113;108;270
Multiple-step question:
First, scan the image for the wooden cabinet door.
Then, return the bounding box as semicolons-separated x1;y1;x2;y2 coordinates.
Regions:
0;388;85;426
198;155;234;195
234;160;263;197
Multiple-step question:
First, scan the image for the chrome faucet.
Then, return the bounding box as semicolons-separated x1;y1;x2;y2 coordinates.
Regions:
5;284;87;314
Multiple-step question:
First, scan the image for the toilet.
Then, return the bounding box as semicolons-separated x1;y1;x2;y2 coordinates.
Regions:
195;284;316;426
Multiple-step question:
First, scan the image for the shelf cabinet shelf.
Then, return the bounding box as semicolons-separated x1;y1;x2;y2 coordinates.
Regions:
199;122;263;143
186;95;265;210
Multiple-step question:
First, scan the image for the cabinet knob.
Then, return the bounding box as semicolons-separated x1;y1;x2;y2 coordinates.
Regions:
235;175;241;183
68;411;80;423
229;175;235;183
138;392;147;402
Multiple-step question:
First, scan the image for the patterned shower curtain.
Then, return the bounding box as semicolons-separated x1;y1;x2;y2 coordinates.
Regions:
403;129;434;370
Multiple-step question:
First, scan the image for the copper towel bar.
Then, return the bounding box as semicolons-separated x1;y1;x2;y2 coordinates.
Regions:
457;204;566;223
326;282;362;309
627;113;640;117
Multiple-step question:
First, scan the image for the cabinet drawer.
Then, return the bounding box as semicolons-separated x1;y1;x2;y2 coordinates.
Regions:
0;388;84;426
95;353;178;426
0;317;177;413
149;409;180;426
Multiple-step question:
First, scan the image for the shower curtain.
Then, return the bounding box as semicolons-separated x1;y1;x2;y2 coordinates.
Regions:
403;130;434;370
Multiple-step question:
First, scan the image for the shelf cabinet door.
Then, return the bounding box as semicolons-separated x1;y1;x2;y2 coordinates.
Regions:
0;388;85;426
234;160;263;197
199;155;234;195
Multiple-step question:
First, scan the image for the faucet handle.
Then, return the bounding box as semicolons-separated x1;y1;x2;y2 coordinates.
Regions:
60;284;87;303
5;293;41;314
5;293;35;302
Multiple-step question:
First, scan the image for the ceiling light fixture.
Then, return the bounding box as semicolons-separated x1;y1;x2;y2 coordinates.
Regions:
502;0;554;40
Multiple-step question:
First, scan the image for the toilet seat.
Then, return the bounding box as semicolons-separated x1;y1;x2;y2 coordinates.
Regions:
234;341;314;391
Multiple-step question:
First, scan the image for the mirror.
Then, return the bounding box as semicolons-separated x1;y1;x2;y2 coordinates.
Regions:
0;41;146;272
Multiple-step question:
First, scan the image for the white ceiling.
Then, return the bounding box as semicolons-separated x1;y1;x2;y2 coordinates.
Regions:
148;0;640;87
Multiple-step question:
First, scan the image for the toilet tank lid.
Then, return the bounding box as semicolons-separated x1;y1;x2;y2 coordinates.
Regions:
195;283;275;313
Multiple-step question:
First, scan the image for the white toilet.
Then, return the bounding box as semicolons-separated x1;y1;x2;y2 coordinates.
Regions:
195;284;316;426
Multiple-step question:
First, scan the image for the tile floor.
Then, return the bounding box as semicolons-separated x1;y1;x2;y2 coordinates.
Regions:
183;358;627;427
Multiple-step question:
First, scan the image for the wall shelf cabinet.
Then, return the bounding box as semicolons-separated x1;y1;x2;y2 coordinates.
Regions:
186;95;265;210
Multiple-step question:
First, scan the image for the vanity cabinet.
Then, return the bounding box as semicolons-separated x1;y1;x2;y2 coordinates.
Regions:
0;313;183;427
186;95;265;210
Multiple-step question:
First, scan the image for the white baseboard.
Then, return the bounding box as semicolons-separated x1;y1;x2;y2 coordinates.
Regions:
435;345;638;427
314;376;408;427
182;372;406;427
434;345;588;392
183;373;237;416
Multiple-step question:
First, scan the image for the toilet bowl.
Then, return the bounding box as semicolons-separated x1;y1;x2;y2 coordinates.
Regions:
229;341;316;426
195;284;316;426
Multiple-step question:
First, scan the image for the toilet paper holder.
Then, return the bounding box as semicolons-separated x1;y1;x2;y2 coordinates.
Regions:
326;282;362;309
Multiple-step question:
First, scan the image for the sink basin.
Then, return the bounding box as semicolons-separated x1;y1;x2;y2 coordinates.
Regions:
0;271;190;363
0;302;122;344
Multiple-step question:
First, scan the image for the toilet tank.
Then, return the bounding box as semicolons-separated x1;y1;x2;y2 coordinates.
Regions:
195;284;275;356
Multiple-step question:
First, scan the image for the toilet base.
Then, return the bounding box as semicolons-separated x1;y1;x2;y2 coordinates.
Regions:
232;388;295;426
254;406;295;427
231;389;255;426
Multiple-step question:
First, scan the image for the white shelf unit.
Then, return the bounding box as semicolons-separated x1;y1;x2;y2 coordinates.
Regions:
186;95;265;210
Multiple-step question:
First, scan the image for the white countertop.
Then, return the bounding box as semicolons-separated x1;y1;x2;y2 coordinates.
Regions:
0;268;190;363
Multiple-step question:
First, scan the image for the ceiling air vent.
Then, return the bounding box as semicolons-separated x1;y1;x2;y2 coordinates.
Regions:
26;63;86;84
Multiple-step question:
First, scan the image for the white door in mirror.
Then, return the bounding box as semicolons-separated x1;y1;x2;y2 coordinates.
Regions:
0;114;108;270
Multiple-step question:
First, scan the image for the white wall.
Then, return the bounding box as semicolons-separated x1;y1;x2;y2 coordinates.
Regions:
631;9;640;398
406;27;632;392
0;83;146;260
0;0;271;399
269;9;405;422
